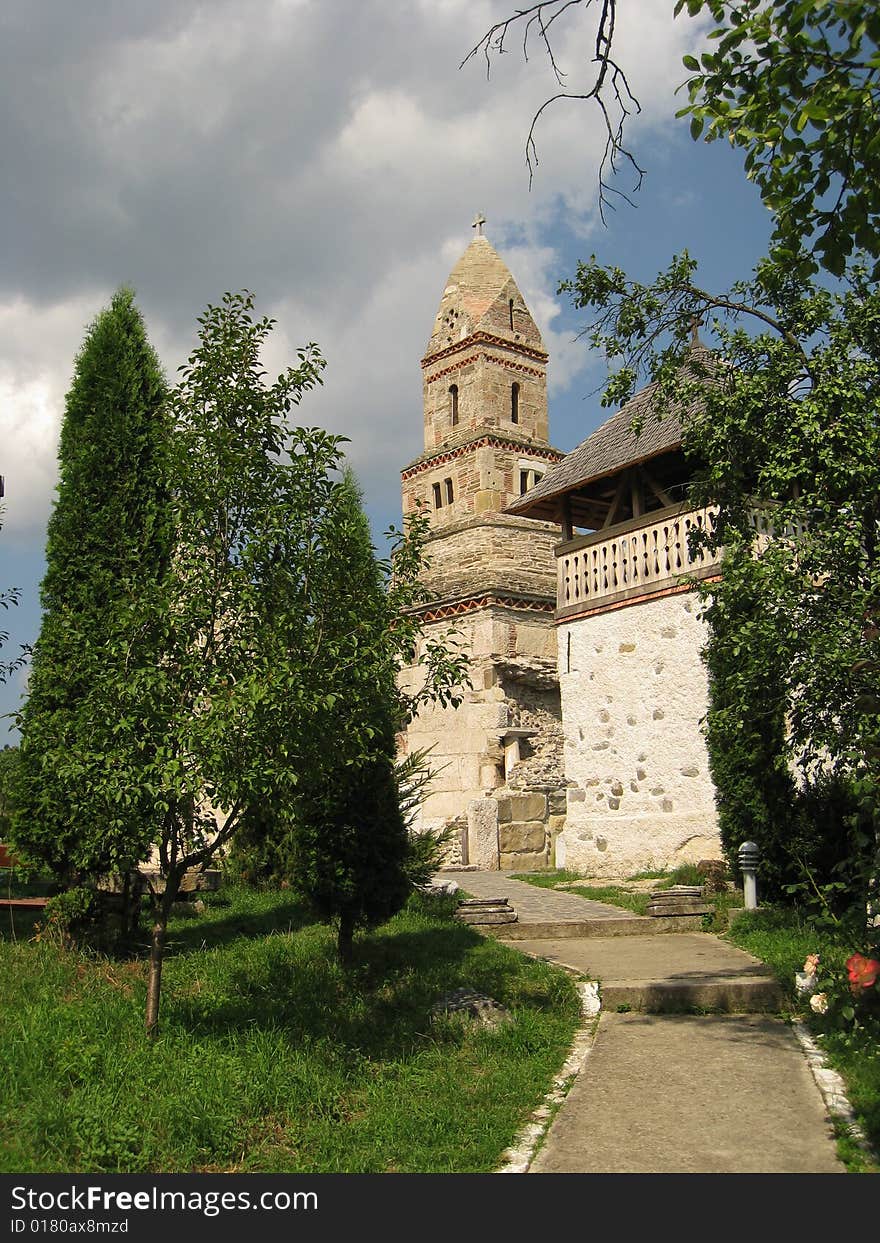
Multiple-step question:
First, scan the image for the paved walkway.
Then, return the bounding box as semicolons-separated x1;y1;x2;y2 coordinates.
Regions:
439;870;847;1174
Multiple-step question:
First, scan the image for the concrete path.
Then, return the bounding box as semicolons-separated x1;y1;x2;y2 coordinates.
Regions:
530;1012;844;1173
438;869;846;1173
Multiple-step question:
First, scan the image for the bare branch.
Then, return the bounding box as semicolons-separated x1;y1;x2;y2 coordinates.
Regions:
462;1;643;218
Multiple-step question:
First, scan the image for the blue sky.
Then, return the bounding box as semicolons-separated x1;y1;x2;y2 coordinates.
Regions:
0;0;772;742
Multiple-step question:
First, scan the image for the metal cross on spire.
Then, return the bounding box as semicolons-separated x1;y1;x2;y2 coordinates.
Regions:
472;212;486;237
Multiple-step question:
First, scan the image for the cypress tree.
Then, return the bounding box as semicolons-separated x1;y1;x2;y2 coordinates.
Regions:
12;287;170;883
291;467;411;964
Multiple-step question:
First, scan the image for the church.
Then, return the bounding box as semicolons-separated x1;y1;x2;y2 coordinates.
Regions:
398;221;724;878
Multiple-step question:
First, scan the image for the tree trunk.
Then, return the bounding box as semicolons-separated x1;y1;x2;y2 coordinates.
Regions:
144;882;177;1038
337;912;355;967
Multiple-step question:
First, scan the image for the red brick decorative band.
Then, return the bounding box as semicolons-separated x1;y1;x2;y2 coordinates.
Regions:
414;593;556;622
422;331;548;369
425;352;546;385
401;437;564;481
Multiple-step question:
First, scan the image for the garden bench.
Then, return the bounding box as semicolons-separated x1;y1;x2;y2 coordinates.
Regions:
0;843;49;910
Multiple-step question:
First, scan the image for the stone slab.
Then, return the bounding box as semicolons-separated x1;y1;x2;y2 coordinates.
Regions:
455;909;518;925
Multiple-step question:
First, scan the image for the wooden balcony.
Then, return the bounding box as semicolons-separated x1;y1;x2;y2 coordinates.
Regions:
556;503;723;616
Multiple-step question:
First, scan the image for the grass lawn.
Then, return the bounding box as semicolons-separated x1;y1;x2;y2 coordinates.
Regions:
0;887;581;1174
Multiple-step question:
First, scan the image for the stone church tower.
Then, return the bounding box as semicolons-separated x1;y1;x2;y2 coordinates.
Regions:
399;221;568;869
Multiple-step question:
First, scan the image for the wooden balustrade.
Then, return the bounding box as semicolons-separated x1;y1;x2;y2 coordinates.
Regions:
556;503;723;614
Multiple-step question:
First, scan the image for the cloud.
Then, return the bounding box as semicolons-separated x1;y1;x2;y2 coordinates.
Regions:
0;1;713;591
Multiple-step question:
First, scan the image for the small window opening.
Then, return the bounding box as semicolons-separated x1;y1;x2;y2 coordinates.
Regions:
511;382;520;424
449;383;459;426
509;299;515;330
519;470;530;496
445;478;454;505
432;482;443;509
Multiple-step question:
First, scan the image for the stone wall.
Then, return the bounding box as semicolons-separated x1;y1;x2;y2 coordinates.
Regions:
399;604;566;870
556;589;722;877
422;345;549;451
408;514;560;601
402;440;563;534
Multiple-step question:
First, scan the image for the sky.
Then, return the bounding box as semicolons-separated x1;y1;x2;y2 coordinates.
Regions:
0;0;774;741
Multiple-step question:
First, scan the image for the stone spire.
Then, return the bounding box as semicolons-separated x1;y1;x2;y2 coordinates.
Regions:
424;233;544;362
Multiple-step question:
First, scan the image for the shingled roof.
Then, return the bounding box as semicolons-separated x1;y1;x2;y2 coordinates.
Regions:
507;347;714;523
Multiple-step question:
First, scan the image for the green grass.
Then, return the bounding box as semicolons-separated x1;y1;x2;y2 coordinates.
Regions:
0;886;580;1174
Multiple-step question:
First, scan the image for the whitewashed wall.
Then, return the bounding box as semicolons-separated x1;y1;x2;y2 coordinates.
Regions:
556;590;722;877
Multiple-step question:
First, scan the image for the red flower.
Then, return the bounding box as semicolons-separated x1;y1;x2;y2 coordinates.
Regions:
846;953;880;993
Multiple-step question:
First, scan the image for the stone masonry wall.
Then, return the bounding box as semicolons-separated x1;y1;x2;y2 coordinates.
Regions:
402;441;562;533
422;346;548;452
557;590;722;878
399;605;566;870
412;515;560;601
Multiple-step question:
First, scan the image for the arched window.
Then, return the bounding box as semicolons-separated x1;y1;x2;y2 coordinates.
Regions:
432;482;442;509
445;477;454;504
449;383;459;426
511;381;520;424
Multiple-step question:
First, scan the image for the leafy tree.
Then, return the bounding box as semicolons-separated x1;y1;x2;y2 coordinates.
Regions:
11;287;170;887
466;1;880;276
231;471;468;963
0;511;25;690
562;251;880;911
19;291;467;1034
677;0;880;279
107;292;332;1034
0;745;18;842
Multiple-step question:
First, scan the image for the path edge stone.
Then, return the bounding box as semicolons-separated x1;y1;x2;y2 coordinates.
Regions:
791;1020;878;1165
495;993;600;1174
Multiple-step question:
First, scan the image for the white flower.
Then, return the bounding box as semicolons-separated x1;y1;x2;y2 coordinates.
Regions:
810;992;829;1015
795;971;818;995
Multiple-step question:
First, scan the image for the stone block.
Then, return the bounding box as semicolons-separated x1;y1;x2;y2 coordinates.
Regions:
507;792;547;821
548;790;567;815
500;849;548;871
500;821;546;854
467;798;500;870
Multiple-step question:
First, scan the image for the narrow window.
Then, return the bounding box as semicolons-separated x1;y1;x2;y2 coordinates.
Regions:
449;383;459;426
509;299;515;329
432;482;442;509
445;477;454;505
511;381;520;424
519;470;530;496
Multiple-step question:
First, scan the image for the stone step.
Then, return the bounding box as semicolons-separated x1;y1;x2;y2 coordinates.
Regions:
485;915;707;939
454;897;517;926
600;975;783;1014
503;934;784;1014
645;901;711;917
